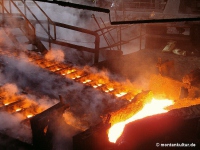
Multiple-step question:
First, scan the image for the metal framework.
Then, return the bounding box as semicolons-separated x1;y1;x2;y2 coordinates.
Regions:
2;0;199;64
0;0;101;63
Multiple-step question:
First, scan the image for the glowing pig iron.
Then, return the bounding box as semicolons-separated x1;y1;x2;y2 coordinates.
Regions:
108;98;174;143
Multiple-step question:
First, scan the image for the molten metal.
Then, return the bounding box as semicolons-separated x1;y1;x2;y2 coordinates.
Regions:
108;98;174;143
27;114;34;118
0;50;143;102
16;108;22;112
83;79;91;84
115;92;127;97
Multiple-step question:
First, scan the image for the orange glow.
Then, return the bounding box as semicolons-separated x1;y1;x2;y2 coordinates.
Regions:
25;52;142;102
83;79;91;84
76;75;81;78
105;87;114;93
67;69;76;74
108;87;114;91
92;83;103;88
16;108;22;112
93;85;98;88
4;103;9;106
115;92;127;97
4;50;144;103
97;83;102;86
27;114;33;118
108;98;174;143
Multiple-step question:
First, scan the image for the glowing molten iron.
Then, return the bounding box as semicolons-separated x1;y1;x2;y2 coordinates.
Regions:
27;114;34;118
108;98;174;143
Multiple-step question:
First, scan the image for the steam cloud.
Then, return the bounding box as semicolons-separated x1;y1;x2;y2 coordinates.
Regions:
0;81;59;144
45;49;65;62
0;1;144;149
0;48;124;149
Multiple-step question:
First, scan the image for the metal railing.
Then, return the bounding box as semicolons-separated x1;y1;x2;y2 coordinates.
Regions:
92;14;145;53
0;0;107;63
38;21;100;64
0;0;36;39
0;0;56;50
32;1;56;40
16;0;56;49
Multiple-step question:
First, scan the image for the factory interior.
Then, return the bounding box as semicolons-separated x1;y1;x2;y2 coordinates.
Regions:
0;0;200;149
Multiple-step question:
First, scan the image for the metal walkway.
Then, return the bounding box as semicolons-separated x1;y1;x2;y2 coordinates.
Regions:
0;0;146;64
0;0;100;63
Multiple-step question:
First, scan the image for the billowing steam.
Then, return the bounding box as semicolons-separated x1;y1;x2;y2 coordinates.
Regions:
0;1;145;150
45;49;65;62
3;83;19;95
0;48;126;149
0;111;32;143
0;81;59;144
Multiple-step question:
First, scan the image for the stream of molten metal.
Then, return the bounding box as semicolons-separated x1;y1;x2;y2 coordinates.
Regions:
108;98;174;143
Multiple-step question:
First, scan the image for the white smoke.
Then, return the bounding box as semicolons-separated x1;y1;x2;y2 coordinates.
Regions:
0;1;143;149
1;51;121;122
0;48;129;150
0;111;32;142
0;81;60;145
0;31;14;48
3;83;19;95
0;112;21;130
45;49;65;62
34;1;98;65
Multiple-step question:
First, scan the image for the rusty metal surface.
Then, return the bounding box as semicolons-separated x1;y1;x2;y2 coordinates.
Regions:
30;102;69;150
